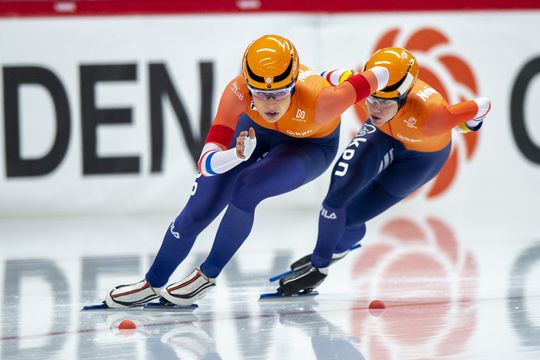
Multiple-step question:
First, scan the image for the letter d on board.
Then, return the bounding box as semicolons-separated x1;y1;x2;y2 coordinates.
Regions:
3;66;70;177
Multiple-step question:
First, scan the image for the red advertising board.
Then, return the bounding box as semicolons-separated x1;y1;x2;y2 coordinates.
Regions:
1;0;540;17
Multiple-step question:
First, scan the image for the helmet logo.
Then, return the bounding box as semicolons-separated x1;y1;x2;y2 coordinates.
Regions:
242;35;299;91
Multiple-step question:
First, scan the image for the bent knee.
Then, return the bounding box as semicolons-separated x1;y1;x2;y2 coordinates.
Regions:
174;212;209;237
229;174;265;211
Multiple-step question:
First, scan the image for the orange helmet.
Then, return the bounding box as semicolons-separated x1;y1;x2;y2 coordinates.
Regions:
242;34;299;90
364;47;418;99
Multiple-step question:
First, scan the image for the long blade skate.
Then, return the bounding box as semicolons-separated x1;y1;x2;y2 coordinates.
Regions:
82;301;150;311
81;301;111;311
268;243;361;283
143;297;198;311
259;289;319;300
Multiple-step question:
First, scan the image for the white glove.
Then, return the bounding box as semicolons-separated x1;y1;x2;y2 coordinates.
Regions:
466;97;491;129
321;69;354;86
369;66;390;91
236;127;257;161
197;128;257;176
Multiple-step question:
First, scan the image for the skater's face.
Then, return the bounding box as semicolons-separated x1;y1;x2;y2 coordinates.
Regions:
365;96;399;126
252;93;292;123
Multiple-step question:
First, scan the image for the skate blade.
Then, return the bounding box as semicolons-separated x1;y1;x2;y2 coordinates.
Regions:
143;302;198;311
81;302;110;311
81;301;146;311
259;290;319;300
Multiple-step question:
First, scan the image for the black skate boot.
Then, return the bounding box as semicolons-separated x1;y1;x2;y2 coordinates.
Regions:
290;249;352;272
279;265;328;295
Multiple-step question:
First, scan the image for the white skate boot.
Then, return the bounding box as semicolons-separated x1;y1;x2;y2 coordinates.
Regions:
161;268;216;306
105;279;162;308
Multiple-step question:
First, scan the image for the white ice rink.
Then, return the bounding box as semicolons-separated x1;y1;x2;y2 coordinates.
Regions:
1;4;540;359
1;204;539;360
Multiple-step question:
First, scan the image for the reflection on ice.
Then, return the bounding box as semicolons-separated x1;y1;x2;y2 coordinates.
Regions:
1;213;539;359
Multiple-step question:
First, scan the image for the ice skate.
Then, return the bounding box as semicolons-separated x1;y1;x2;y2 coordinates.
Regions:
278;265;328;295
161;268;216;306
104;279;162;309
269;243;360;283
291;244;359;272
260;265;328;299
143;297;199;311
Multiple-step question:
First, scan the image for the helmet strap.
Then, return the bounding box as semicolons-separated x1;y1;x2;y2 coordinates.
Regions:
396;93;408;110
397;73;414;97
290;86;296;97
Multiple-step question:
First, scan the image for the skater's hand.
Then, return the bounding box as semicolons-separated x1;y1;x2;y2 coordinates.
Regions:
236;127;257;160
472;97;491;122
463;97;491;131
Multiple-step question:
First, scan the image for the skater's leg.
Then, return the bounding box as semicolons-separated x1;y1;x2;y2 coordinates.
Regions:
145;116;269;287
328;142;453;256
201;139;338;278
310;126;394;268
145;173;237;287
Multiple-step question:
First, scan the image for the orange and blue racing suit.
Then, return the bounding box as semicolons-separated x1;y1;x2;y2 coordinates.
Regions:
311;75;489;268
146;64;381;284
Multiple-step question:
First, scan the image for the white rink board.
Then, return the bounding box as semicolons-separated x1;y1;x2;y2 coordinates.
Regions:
0;12;539;218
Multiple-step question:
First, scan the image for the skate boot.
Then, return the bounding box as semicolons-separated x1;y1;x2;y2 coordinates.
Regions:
105;279;162;308
161;268;216;306
290;249;351;272
279;265;328;295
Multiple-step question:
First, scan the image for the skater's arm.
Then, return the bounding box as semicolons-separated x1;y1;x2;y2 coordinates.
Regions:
422;98;491;136
198;78;257;176
314;67;389;125
205;78;247;149
453;97;491;133
198;127;257;176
